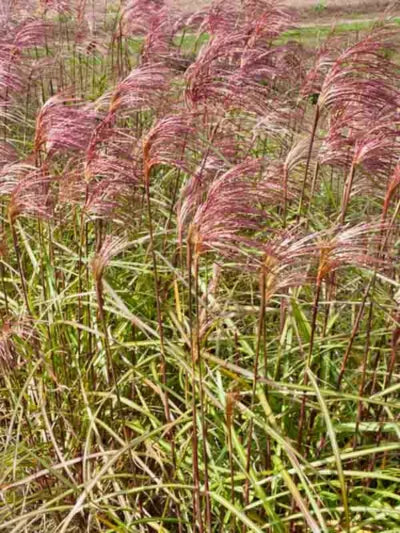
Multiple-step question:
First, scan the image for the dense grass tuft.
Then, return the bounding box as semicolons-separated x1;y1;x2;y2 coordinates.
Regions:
0;1;399;531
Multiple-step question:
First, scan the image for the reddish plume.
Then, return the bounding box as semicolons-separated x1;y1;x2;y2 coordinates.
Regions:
0;316;36;371
383;164;400;220
109;64;171;116
34;92;101;156
186;158;284;257
8;169;54;222
143;113;199;181
0;141;18;169
251;229;318;299
314;222;385;283
318;30;400;114
91;235;128;281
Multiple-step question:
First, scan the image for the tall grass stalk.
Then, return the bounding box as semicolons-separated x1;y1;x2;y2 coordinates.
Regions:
0;3;399;531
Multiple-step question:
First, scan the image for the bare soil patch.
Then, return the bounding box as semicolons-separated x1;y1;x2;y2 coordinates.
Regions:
172;0;397;22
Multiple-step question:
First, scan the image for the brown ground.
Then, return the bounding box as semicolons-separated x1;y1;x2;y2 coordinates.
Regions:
171;0;396;22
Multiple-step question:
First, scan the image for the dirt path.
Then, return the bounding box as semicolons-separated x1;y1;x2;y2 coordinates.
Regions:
298;15;398;27
172;0;397;23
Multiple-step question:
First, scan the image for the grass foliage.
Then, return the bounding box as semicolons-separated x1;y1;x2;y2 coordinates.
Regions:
0;0;399;531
